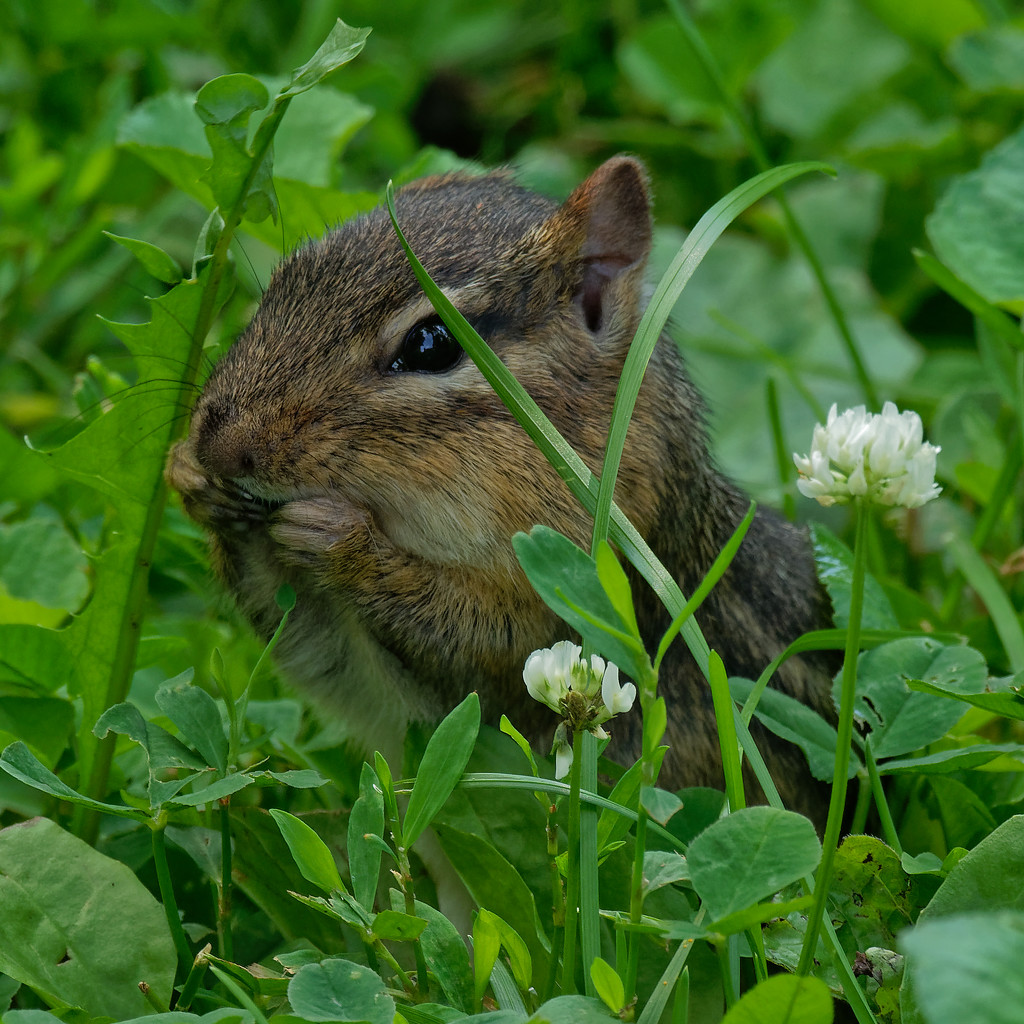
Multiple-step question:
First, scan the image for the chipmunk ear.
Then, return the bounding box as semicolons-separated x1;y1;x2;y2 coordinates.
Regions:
563;156;652;334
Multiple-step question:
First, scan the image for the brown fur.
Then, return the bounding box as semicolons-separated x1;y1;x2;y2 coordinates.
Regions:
166;157;837;823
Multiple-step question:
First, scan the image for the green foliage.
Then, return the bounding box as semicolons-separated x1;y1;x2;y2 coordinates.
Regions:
1;3;1024;1024
0;818;176;1019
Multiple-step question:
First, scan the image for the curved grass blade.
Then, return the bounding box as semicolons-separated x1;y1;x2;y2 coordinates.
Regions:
591;161;834;550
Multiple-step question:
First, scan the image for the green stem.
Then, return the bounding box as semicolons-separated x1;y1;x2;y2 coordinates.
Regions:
797;501;869;975
766;377;796;521
579;731;600;998
75;199;250;845
624;804;648;1000
373;936;416;992
625;672;661;1002
849;770;872;836
389;821;429;995
544;800;565;1003
175;950;208;1012
208;965;270;1024
561;729;585;993
152;824;193;980
672;967;689;1024
865;741;902;855
716;940;737;1009
218;800;233;961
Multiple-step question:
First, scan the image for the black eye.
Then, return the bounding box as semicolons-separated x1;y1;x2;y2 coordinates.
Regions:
390;317;464;373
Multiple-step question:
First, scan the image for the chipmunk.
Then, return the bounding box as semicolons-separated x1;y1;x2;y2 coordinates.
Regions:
166;156;837;823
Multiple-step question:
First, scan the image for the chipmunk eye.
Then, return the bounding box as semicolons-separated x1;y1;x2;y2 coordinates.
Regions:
390;317;464;373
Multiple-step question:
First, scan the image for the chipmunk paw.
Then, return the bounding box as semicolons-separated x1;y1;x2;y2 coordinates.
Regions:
270;497;369;561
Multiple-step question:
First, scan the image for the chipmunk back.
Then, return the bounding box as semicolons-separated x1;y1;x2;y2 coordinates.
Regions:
167;157;837;821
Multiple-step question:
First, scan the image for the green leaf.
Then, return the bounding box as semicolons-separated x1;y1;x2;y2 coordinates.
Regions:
473;910;500;1007
687;806;821;920
902;851;944;875
948;26;1024;92
103;232;182;284
880;742;1024;775
0;741;148;821
389;891;474;1014
0;516;89;612
0;817;175;1019
589;958;625;1014
639;786;683;826
927;122;1024;310
913;249;1024;355
94;699;206;807
348;761;385;912
918;814;1024;919
755;0;910;138
155;677;230;774
0;696;73;769
830;836;914;955
403;692;480;846
282;19;372;97
895;819;1024;1021
528;994;616;1024
512;526;652;684
594;541;640;637
95;699;206;772
907;673;1024;722
287;958;395;1024
171;768;257;805
499;715;541;778
641;850;689;895
477;910;532;995
729;677;859;783
195;73;273;220
262;768;331;788
719;973;833;1024
269;809;346;894
434;824;551;994
371;909;426;942
841;638;987;759
901;911;1024;1024
810;522;898;630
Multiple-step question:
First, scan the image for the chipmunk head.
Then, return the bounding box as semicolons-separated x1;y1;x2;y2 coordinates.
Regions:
183;156;666;569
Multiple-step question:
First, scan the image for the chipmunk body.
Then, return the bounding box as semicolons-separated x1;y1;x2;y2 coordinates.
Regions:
167;157;836;821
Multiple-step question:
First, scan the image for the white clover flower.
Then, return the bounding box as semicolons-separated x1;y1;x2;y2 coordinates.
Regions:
596;662;637;722
793;402;941;509
523;640;579;712
523;641;634;778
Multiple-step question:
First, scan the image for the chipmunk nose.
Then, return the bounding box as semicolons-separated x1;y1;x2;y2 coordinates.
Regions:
196;429;257;480
194;405;259;480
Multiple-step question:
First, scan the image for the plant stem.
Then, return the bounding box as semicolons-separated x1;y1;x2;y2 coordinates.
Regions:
797;501;868;975
849;771;872;836
544;799;565;1003
865;741;902;854
175;949;208;1011
152;823;193;980
218;799;233;961
579;731;600;998
625;670;662;1002
561;729;585;993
